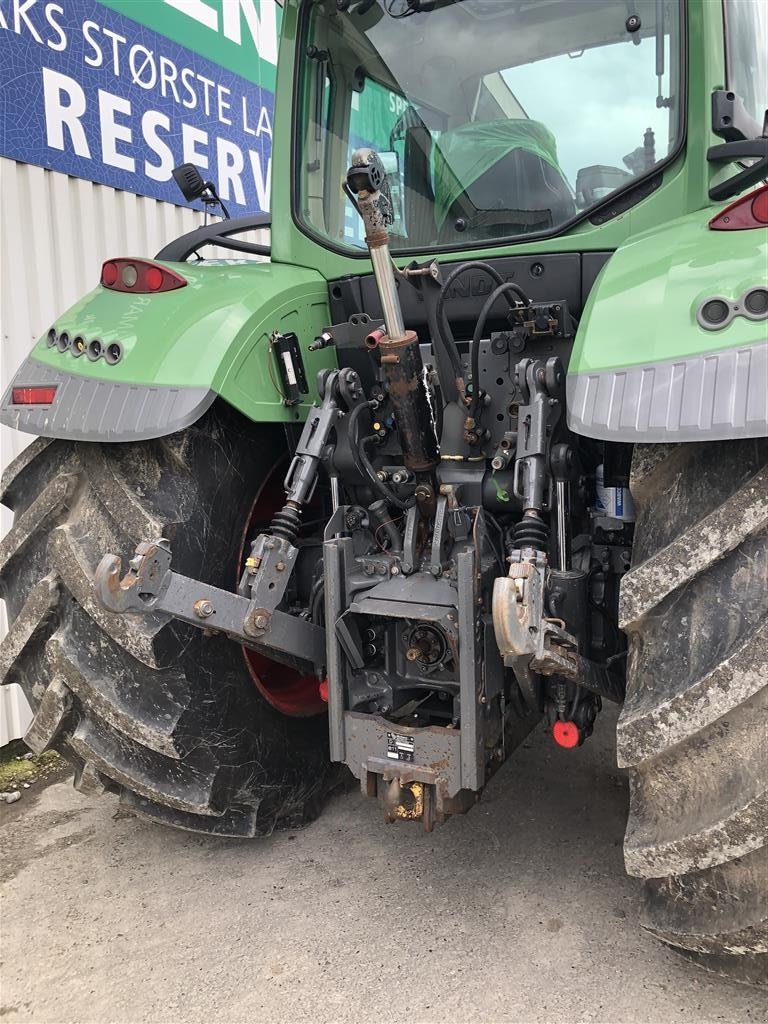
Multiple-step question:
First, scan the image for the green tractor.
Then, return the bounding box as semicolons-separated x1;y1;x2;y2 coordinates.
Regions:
1;0;766;985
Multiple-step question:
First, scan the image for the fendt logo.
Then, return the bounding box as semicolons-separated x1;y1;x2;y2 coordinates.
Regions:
445;273;520;300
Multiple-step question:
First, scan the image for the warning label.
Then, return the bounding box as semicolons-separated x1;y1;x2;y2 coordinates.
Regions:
386;732;415;762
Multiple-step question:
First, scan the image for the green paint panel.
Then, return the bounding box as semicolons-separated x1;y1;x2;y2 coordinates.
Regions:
34;262;336;423
568;207;768;375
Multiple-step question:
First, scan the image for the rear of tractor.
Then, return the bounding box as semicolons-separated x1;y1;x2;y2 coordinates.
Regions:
1;0;766;985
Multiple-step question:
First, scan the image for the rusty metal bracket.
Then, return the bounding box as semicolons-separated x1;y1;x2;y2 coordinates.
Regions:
94;540;325;673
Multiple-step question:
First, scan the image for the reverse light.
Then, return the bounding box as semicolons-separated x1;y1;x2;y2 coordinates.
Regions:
100;259;187;293
709;184;768;230
12;386;58;405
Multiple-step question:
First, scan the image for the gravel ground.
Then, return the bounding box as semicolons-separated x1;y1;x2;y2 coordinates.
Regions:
1;707;765;1024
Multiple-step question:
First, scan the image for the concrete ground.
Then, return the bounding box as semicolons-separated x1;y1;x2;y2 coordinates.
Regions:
1;708;765;1024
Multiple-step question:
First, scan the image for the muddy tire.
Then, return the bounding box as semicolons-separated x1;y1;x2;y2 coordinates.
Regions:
0;402;336;837
618;439;768;985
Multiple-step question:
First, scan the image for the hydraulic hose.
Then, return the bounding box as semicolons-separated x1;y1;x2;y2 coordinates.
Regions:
436;261;519;383
470;281;530;416
348;401;414;511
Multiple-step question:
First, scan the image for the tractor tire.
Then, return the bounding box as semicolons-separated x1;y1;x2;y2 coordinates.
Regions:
0;402;336;837
618;439;768;986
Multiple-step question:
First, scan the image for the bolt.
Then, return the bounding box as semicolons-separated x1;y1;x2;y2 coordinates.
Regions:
194;599;214;619
406;647;420;662
491;456;505;471
390;564;400;576
364;563;375;576
253;613;269;630
275;561;286;572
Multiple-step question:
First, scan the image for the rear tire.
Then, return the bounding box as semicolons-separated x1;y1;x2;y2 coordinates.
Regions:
618;439;768;984
0;402;336;837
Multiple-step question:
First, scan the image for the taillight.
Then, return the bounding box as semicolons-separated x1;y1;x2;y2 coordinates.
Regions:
100;259;187;293
12;386;58;405
709;184;768;230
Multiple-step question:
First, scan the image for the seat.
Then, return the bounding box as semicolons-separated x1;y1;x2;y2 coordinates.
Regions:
433;119;576;242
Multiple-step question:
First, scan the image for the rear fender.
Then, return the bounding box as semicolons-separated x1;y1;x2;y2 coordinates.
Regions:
566;207;768;442
0;261;337;441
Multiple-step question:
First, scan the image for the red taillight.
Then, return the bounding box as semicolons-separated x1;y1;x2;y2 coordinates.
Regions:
12;386;58;405
709;184;768;230
100;259;187;293
102;261;118;286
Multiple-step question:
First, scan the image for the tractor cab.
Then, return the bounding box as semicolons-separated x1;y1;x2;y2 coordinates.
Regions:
293;0;683;250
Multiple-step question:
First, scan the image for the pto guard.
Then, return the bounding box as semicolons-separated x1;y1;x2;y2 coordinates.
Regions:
0;261;337;442
566;206;768;442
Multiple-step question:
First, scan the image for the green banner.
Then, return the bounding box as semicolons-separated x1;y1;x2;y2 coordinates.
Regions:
99;0;281;89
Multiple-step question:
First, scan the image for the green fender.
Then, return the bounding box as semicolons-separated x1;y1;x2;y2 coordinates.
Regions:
0;261;337;441
566;206;768;442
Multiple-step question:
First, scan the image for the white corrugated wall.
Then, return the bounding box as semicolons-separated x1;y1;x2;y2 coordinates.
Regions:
0;158;266;744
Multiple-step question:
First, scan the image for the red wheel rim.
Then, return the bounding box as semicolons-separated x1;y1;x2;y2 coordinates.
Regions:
237;460;325;717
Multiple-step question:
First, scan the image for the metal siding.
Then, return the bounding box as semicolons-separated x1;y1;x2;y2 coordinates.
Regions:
0;159;267;742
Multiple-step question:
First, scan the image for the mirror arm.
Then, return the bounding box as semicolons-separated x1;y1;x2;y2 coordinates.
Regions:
707;138;768;202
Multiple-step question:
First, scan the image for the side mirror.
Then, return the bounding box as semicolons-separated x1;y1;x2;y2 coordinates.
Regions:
172;163;208;202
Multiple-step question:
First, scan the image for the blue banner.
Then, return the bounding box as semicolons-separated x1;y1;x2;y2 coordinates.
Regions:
0;0;275;214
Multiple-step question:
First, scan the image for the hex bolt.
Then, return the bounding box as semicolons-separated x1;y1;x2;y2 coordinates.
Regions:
194;599;214;619
253;613;269;630
275;561;286;572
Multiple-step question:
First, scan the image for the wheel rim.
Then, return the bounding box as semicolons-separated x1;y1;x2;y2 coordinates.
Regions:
238;460;325;717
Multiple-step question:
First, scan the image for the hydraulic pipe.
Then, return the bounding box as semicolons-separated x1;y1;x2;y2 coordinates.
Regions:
346;149;440;514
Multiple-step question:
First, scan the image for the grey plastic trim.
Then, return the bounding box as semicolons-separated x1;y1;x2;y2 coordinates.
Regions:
566;341;768;442
0;358;216;442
